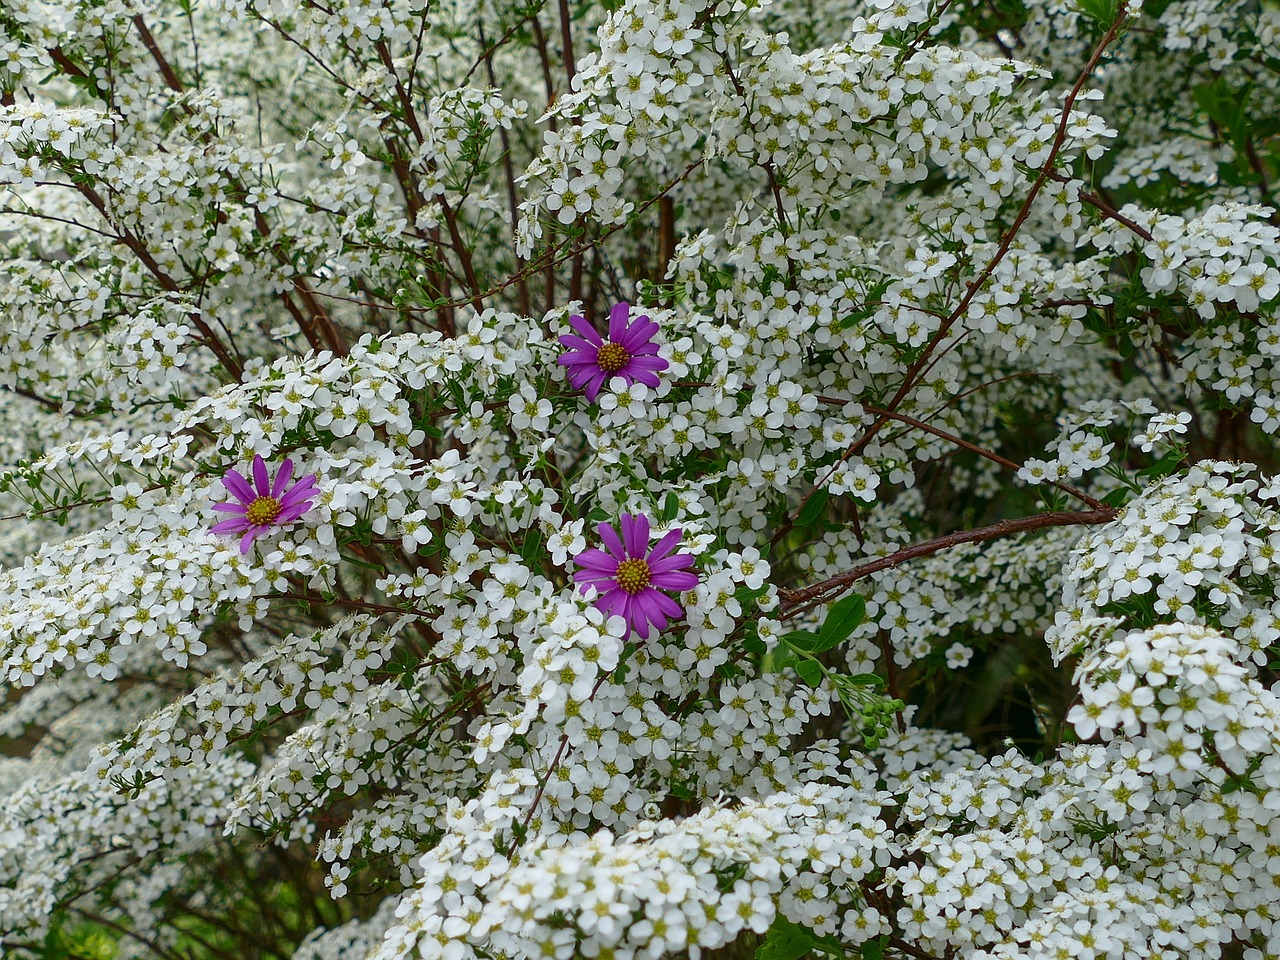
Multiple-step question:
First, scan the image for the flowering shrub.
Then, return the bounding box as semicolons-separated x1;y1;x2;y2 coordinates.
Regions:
2;0;1280;958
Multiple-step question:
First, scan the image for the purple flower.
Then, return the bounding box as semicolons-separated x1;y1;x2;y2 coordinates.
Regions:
557;301;669;402
210;455;318;554
572;514;698;640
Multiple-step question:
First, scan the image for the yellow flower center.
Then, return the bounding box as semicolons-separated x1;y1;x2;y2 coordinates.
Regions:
615;557;651;594
596;342;630;373
245;495;282;525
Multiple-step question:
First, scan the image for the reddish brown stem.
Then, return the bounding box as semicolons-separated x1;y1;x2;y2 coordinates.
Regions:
863;404;1105;509
778;508;1116;618
847;5;1130;462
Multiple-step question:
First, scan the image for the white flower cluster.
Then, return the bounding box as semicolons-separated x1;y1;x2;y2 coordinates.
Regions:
0;0;1279;958
385;775;895;960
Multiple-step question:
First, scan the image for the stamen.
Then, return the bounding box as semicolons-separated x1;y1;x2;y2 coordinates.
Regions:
245;495;283;525
596;342;630;373
615;557;651;594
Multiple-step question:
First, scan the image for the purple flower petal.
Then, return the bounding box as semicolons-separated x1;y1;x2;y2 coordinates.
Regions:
621;514;650;557
598;522;626;559
559;352;604;368
568;314;604;346
623;594;651;639
271;458;295;498
647;528;684;563
558;301;668;403
635;596;668;634
572;548;618;574
279;477;318;506
277;503;313;524
619;317;658;347
627;369;663;389
222;469;255;504
565;365;597;387
557;334;601;354
651;570;699;592
648;554;694;576
625;355;669;372
252;455;270;495
594;588;629;618
572;512;698;640
211;458;318;551
574;570;619;591
608;302;630;342
645;589;685;619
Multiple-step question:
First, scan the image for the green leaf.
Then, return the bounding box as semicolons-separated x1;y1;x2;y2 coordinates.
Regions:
861;937;886;960
795;659;824;687
1072;0;1117;25
660;492;681;523
781;629;825;654
1137;448;1183;480
519;529;545;565
844;672;882;686
341;551;386;572
795;487;830;527
742;635;767;656
840;278;892;329
820;593;867;647
756;916;815;960
1102;488;1130;508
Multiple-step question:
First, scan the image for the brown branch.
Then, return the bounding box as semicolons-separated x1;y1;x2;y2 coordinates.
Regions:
47;47;107;99
523;674;609;830
778;508;1116;618
1046;170;1153;242
1243;135;1273;207
558;0;577;89
478;18;532;316
773;8;1128;545
376;40;485;315
719;52;798;287
132;16;348;356
133;16;184;93
845;4;1130;461
74;182;243;379
863;404;1106;509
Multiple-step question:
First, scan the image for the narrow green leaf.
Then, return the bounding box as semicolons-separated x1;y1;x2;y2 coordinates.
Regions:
660;492;681;523
519;529;545;565
844;672;883;686
764;643;798;675
1137;448;1183;480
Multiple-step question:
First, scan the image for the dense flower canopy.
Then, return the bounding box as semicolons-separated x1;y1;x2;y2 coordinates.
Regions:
0;0;1279;959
